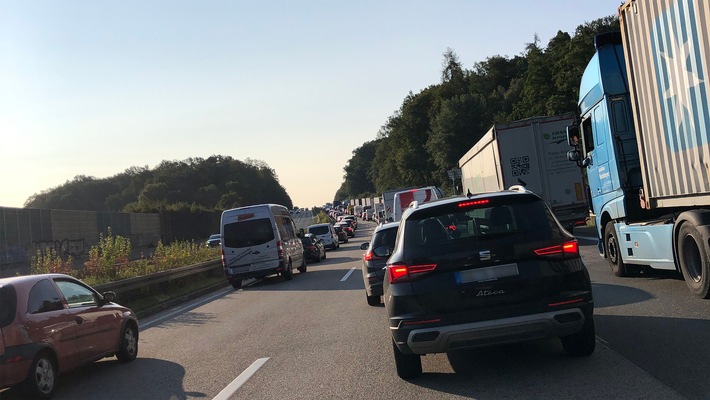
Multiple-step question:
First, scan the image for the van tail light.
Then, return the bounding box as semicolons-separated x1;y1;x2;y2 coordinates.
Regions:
277;241;284;260
221;249;226;268
388;262;437;284
534;240;579;256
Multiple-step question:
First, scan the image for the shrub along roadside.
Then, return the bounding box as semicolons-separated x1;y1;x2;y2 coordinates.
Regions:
31;230;224;315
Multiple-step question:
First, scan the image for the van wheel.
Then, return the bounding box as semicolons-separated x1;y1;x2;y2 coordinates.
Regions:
231;279;242;289
284;261;293;280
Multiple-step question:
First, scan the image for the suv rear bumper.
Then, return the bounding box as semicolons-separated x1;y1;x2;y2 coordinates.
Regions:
395;308;588;355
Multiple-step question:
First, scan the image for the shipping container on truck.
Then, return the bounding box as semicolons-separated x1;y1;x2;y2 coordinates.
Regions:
458;113;589;231
567;0;710;298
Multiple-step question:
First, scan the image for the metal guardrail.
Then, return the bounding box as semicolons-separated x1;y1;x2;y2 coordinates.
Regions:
95;259;222;295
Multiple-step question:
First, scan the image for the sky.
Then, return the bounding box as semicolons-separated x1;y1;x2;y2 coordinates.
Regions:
0;0;624;209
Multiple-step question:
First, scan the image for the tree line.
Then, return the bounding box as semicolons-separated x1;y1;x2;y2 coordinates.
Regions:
335;16;619;201
25;156;293;212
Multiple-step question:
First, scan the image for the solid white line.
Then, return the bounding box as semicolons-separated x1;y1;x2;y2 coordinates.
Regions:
212;357;269;400
140;288;232;329
341;267;357;281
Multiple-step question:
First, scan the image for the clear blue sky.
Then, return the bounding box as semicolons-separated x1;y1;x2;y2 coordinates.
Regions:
0;0;623;209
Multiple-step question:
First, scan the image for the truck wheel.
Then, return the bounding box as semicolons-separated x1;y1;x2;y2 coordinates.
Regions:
678;223;710;298
604;223;628;277
392;339;421;379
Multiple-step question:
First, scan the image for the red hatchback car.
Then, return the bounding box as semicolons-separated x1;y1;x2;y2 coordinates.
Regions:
0;274;139;399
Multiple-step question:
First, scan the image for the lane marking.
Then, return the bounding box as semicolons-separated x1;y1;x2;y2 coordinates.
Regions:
213;357;269;400
341;266;357;281
140;288;232;329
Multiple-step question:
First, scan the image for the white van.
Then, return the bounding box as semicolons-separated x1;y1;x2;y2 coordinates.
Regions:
221;204;306;289
392;186;443;222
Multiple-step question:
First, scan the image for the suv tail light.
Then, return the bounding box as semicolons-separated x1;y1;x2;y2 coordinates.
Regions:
363;250;386;261
534;240;579;256
388;262;437;283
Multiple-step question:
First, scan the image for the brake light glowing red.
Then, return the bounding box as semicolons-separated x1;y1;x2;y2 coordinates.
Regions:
548;298;585;307
534;240;579;256
388;262;437;283
277;240;284;260
458;199;489;208
363;250;374;261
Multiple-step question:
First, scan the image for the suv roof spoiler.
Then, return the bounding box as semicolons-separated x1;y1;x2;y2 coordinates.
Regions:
507;185;529;193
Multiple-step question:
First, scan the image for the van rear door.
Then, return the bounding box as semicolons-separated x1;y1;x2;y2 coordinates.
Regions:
222;208;280;275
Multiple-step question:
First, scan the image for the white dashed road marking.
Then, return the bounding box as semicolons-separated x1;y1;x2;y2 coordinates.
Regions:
212;357;270;400
341;267;357;281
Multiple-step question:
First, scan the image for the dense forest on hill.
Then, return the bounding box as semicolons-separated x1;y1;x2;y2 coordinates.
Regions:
26;16;618;212
24;156;292;212
335;16;619;201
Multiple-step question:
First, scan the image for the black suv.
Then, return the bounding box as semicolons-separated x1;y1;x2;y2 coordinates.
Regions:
384;189;595;379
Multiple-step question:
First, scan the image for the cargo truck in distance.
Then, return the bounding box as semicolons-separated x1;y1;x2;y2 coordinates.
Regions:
458;113;589;232
566;0;710;298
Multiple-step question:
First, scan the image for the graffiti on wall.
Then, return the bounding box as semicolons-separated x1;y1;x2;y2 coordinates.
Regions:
33;238;88;258
1;244;28;265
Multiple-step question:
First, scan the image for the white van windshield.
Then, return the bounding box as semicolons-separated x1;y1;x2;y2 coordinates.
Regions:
224;218;274;247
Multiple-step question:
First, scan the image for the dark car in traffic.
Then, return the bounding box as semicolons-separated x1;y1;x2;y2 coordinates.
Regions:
334;221;354;237
301;233;326;263
0;274;139;398
360;221;399;306
333;225;349;243
384;189;595;379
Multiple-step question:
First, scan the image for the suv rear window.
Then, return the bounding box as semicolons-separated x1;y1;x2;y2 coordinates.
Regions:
224;218;274;248
308;225;329;235
402;195;562;257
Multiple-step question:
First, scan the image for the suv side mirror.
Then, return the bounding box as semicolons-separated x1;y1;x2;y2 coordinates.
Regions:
360;243;369;250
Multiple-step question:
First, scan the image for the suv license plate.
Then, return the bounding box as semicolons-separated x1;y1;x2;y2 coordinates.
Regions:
456;263;519;284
